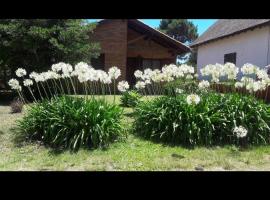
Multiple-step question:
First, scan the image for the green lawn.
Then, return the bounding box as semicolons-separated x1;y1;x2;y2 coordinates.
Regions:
1;95;270;171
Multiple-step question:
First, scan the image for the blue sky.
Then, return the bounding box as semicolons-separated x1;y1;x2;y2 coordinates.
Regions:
88;19;217;36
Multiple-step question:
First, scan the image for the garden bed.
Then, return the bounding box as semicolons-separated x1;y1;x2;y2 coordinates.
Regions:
1;95;270;171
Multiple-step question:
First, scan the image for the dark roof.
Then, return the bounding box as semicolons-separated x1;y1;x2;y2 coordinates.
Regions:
98;19;191;54
190;19;270;48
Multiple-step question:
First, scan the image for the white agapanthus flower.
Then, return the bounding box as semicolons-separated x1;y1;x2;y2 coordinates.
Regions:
198;80;210;90
108;66;121;79
256;69;268;80
233;126;248;138
186;94;200;105
51;62;65;72
134;70;143;79
15;68;27;77
235;82;244;88
62;63;73;77
8;79;21;91
223;62;239;80
135;81;146;90
175;88;184;94
29;72;39;79
117;81;129;92
23;79;33;87
34;73;45;82
74;62;91;75
241;63;257;75
186;74;193;80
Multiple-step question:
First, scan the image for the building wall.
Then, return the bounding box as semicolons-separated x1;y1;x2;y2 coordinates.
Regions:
91;20;128;79
127;28;176;60
197;25;270;77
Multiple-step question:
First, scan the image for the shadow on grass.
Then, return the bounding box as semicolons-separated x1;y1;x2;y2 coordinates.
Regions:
130;126;263;151
10;125;126;156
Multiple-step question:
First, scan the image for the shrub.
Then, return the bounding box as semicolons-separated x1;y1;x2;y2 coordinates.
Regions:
10;97;23;113
164;78;199;96
134;93;270;146
17;96;124;151
120;90;142;107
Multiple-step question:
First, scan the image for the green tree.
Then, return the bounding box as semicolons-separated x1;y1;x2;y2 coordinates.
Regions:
159;19;198;65
0;19;100;86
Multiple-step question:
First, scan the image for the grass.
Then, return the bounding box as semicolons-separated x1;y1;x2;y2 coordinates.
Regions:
1;95;270;171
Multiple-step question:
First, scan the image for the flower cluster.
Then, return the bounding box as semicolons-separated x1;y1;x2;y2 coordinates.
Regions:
198;80;210;90
186;94;200;105
8;79;21;91
15;68;27;78
8;62;124;103
117;81;129;92
134;64;195;90
201;62;239;83
233;126;248;138
201;63;270;93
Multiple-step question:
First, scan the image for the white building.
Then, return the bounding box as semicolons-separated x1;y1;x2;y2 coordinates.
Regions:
190;19;270;76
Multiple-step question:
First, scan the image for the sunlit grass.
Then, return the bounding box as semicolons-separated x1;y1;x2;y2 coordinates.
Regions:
1;95;270;171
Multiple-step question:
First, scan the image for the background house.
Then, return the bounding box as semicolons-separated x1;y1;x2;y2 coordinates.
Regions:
190;19;270;77
90;19;190;85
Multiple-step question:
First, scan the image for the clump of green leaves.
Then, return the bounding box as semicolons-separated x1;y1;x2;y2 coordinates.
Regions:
17;96;124;151
120;90;142;107
134;93;270;146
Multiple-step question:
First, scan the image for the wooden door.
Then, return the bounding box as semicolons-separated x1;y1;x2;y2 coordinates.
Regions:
126;57;142;86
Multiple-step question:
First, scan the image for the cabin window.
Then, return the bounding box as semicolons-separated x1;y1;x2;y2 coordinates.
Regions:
142;59;161;69
224;52;236;64
91;54;105;70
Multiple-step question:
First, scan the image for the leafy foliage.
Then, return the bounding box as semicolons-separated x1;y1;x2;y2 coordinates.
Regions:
17;96;124;151
158;19;198;65
134;93;270;146
120;90;142;107
0;19;100;85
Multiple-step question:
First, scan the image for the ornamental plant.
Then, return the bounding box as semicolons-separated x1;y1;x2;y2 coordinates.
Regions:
133;92;270;146
120;90;142;107
8;62;123;103
17;96;124;151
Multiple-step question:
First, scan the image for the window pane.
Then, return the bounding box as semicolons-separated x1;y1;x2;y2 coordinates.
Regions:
152;60;161;69
224;52;236;64
91;54;105;70
142;59;152;69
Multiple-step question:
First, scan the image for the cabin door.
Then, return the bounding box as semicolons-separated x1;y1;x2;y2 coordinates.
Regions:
126;57;142;86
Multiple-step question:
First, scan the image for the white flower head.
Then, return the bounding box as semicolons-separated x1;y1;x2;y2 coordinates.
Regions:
8;78;21;91
15;68;27;77
135;81;146;90
198;80;210;90
241;63;257;75
108;66;121;80
23;79;33;87
117;81;130;92
134;70;143;79
233;126;248;138
186;94;200;105
175;88;184;94
51;62;64;72
235;82;244;88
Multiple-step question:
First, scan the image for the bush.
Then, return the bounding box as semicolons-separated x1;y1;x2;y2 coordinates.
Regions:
164;78;199;96
120;90;142;107
134;93;270;146
17;96;124;151
10;97;23;113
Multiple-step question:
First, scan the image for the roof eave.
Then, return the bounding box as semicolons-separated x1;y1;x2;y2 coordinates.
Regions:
189;20;270;48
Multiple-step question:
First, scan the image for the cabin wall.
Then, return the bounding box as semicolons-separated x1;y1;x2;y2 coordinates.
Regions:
196;25;270;79
127;28;176;60
91;19;128;79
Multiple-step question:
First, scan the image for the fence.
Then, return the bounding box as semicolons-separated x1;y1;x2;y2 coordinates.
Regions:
211;84;270;103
